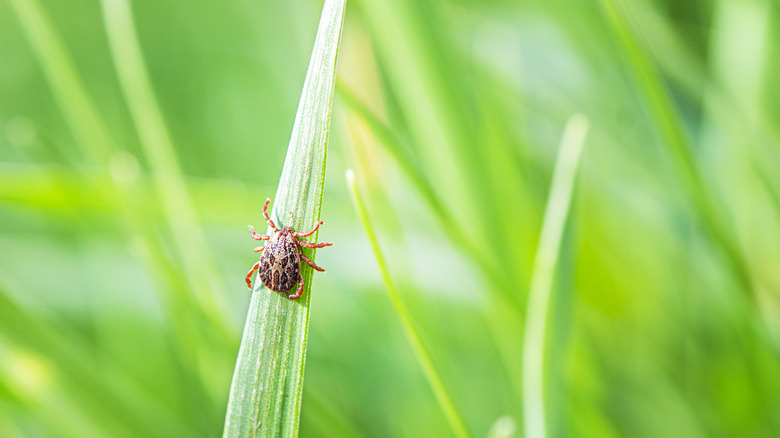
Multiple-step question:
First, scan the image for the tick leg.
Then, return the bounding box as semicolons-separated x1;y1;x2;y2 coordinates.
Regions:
245;262;260;290
300;252;325;272
287;273;305;299
294;221;324;238
253;245;266;252
262;198;278;231
249;225;271;241
297;241;333;249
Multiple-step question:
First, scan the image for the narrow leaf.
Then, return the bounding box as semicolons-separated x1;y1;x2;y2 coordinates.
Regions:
346;169;471;438
598;0;754;299
222;0;346;436
522;115;589;438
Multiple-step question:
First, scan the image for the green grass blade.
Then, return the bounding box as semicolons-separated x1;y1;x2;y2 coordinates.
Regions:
222;0;346;436
6;0;114;165
598;0;755;299
337;85;448;222
100;0;229;330
522;115;589;438
346;169;471;438
339;89;515;296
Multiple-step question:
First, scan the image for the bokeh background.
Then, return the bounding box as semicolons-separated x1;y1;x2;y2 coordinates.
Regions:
2;0;780;436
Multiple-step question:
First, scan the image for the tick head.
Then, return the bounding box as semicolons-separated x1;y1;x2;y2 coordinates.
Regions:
279;225;294;236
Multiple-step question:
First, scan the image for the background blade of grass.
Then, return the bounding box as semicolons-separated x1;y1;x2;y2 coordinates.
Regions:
346;169;470;438
100;0;229;333
522;114;589;438
6;0;114;165
100;0;239;428
598;0;754;300
222;0;346;436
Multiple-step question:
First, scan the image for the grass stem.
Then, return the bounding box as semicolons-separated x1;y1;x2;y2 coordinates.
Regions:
346;169;471;438
522;114;589;438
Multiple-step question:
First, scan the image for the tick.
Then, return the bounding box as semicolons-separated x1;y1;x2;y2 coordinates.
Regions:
245;198;333;299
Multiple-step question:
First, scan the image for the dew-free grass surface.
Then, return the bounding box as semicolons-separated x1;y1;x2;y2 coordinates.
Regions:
2;0;780;437
222;0;345;436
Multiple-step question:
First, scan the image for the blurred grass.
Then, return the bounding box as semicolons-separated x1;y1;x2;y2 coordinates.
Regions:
1;0;780;437
522;114;588;438
347;169;469;438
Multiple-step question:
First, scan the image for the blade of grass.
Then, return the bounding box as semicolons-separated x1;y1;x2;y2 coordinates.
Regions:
6;0;114;165
341;81;528;408
522;114;589;438
222;0;346;436
101;0;240;427
346;169;471;438
338;87;514;297
598;0;755;299
337;84;447;223
351;0;485;241
100;0;229;336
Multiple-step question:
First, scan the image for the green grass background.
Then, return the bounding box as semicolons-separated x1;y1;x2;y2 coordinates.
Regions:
1;0;780;437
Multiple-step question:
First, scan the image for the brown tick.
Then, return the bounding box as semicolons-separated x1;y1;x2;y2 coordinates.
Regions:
245;198;333;299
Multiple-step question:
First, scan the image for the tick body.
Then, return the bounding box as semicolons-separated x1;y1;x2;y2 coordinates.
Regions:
245;198;332;299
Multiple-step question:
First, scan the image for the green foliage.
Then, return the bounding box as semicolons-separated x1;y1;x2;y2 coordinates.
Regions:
2;0;780;437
